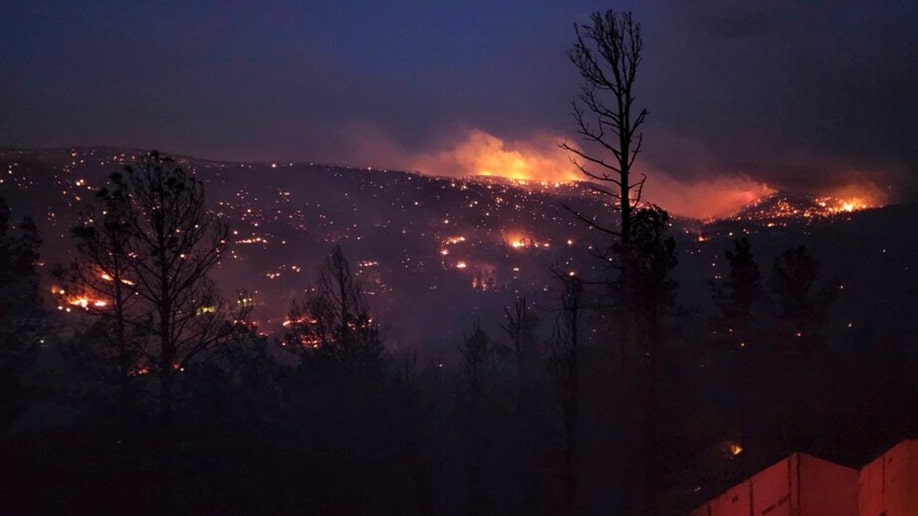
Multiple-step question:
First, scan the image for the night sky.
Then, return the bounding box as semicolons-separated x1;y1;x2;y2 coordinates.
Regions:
3;0;917;214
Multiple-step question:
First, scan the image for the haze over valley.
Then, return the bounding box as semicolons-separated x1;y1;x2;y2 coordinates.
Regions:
4;146;913;361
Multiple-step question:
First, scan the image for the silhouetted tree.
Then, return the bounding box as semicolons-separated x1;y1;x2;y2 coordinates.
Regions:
0;196;44;428
280;246;407;514
560;7;654;364
284;245;383;374
709;237;764;450
560;13;679;512
711;237;762;345
622;206;678;339
502;296;539;397
548;277;584;514
767;245;842;447
622;205;678;515
501;297;543;514
768;245;840;359
392;350;437;515
560;9;669;362
51;151;232;512
54;179;149;408
459;322;492;516
461;322;493;410
561;10;647;248
86;151;230;426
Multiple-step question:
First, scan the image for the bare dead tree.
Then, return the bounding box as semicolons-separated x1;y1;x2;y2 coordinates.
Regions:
560;9;653;377
560;10;648;247
561;13;678;514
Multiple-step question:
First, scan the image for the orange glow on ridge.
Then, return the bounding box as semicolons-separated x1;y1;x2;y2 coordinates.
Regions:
413;130;580;183
408;129;893;220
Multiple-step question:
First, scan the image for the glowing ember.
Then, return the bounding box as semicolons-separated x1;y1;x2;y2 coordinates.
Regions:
503;231;550;249
69;296;107;309
99;272;135;286
236;237;269;244
722;441;743;457
129;367;150;377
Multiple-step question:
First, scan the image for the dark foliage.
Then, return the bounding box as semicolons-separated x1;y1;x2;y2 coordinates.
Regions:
0;195;44;429
283;245;384;374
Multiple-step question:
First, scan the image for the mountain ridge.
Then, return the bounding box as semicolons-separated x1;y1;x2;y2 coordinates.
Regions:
2;146;914;357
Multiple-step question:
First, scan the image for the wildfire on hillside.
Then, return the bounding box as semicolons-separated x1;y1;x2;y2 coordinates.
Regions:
822;182;889;213
723;186;887;225
816;196;872;214
415;131;893;222
413;130;580;183
502;231;550;249
50;269;140;313
51;286;108;312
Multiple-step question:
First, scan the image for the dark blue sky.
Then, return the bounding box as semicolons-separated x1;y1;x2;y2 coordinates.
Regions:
3;0;916;203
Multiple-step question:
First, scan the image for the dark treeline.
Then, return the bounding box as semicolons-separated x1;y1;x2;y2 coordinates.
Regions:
1;151;918;516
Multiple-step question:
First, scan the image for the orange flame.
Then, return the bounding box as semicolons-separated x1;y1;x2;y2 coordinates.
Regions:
51;286;110;312
502;231;550;249
404;128;892;220
822;182;888;212
413;130;579;182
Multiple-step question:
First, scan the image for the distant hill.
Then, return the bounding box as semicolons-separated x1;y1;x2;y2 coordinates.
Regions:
2;147;915;358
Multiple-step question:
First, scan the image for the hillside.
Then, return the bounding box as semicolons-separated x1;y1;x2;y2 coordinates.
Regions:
2;147;915;357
